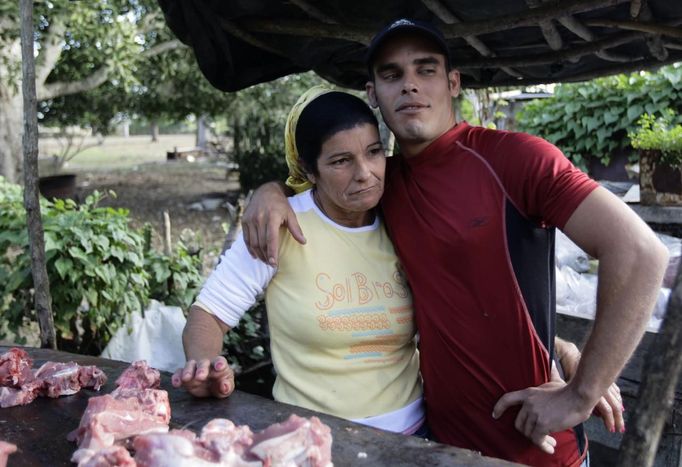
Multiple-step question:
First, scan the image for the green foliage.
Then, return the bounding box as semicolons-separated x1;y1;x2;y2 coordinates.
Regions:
517;65;682;171
223;301;269;366
0;184;147;354
229;72;326;193
0;177;202;355
143;224;203;310
629;111;682;167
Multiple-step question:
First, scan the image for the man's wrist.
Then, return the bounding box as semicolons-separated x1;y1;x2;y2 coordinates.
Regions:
566;379;602;411
265;181;293;196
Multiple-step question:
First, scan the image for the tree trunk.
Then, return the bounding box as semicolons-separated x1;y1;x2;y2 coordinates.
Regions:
150;119;159;142
196;114;207;149
0;30;23;184
233;117;241;158
617;262;682;466
0;95;22;184
121;120;130;138
20;0;56;349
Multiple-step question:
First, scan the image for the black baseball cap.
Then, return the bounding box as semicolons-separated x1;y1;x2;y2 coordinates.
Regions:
366;18;450;74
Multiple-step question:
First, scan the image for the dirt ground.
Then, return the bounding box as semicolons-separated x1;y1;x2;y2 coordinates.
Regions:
75;160;242;274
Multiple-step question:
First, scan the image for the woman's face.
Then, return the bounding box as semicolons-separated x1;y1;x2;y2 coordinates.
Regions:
307;123;385;227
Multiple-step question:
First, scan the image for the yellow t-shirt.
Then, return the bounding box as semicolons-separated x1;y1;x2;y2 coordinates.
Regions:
195;190;421;421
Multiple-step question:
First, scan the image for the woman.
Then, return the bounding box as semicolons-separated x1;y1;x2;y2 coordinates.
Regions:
172;86;624;437
173;86;425;435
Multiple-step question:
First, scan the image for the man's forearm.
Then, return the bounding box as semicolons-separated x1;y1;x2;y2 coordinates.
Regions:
265;180;295;197
571;242;667;405
562;188;669;409
183;306;229;361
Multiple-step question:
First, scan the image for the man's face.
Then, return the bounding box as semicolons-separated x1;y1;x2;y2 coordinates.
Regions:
366;33;460;157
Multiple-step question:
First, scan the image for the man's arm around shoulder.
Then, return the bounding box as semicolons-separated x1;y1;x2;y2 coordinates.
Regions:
241;181;303;266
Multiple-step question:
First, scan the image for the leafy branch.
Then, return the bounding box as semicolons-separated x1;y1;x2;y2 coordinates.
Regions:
517;64;682;170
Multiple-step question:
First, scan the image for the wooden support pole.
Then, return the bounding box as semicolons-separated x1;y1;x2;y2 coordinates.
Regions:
455;30;643;68
20;0;56;349
557;16;638;62
525;0;564;50
584;19;682;39
420;0;523;78
222;193;248;253
241;0;628;41
617;262;682;466
163;210;172;255
289;0;337;24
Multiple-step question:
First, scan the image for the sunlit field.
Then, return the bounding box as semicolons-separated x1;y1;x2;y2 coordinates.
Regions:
38;134;196;171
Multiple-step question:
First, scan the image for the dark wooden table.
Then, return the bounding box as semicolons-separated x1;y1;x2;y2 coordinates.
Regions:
0;346;517;466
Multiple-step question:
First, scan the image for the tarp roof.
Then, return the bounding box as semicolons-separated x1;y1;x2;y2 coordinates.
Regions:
158;0;682;91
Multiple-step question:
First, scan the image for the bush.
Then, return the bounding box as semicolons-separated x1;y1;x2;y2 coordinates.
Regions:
629;111;682;167
143;225;203;311
232;117;289;193
517;65;682;171
0;178;203;355
227;72;325;193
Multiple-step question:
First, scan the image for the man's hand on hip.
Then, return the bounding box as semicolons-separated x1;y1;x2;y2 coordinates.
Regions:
492;381;594;454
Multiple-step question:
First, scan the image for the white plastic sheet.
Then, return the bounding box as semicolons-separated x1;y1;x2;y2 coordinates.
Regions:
101;300;186;372
555;230;676;333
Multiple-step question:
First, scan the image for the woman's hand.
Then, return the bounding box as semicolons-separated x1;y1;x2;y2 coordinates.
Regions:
172;356;235;399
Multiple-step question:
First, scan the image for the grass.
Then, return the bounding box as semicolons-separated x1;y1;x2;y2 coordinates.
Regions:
38;134;197;172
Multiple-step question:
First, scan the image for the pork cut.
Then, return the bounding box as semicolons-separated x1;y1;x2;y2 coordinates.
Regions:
114;361;160;392
0;348;107;408
0;440;17;467
0;386;39;408
69;359;333;466
67;390;171;451
69;360;171;466
71;445;136;467
78;365;108;391
249;415;333;467
0;348;33;387
131;415;333;467
133;431;261;467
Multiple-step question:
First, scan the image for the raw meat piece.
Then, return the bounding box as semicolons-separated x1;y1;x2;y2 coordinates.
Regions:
71;445;135;467
27;361;108;399
134;433;217;467
114;361;160;391
0;348;33;387
200;419;255;462
0;440;17;467
108;388;171;424
131;416;333;467
133;431;261;467
0;349;107;407
79;365;108;391
68;391;170;450
249;415;332;467
0;386;38;408
34;362;82;398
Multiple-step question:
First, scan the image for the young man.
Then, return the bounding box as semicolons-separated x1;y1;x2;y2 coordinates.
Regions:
240;19;668;467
